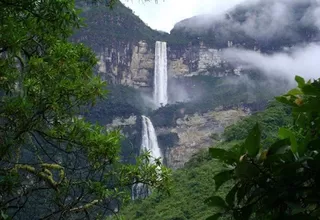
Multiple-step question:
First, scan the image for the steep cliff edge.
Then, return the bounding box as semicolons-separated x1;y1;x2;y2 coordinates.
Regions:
72;2;167;88
73;2;243;88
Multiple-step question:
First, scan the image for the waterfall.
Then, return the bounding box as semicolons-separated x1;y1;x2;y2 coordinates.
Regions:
154;41;168;108
132;116;162;200
140;116;162;162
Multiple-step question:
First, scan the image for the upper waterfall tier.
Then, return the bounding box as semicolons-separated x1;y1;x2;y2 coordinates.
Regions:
154;41;168;108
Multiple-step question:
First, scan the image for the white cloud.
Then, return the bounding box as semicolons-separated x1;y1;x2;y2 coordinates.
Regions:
120;0;248;32
222;43;320;81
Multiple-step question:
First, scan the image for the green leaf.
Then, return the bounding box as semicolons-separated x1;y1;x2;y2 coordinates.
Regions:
233;144;246;157
287;214;318;220
1;211;9;220
226;183;239;207
205;196;227;208
295;75;305;88
292;98;320;112
279;128;298;154
301;84;320;96
214;170;233;191
235;161;259;179
243;123;261;157
237;183;252;205
209;148;238;165
287;88;302;96
275;96;296;106
206;213;223;220
233;205;252;220
286;202;305;215
267;138;290;156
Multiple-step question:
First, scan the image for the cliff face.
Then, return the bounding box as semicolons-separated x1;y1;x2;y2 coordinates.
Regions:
97;41;155;88
96;40;239;88
73;2;166;88
73;3;242;89
75;0;320;89
168;42;241;77
107;108;249;169
158;108;249;169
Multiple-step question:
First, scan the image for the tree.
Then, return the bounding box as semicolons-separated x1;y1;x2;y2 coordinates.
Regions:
0;0;169;219
207;76;320;219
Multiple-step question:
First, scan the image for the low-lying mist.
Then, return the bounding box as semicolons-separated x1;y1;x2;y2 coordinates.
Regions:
222;43;320;82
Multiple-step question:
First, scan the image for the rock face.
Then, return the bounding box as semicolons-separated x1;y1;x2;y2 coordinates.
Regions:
105;109;249;169
157;108;249;169
97;40;238;88
108;115;137;129
168;42;239;78
130;42;155;88
97;41;155;88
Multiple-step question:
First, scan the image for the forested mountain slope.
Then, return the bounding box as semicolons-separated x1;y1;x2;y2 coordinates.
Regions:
73;1;168;51
171;0;320;51
118;102;292;219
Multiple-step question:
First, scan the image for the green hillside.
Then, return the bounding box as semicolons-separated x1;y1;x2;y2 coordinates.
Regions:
73;1;168;51
117;102;292;219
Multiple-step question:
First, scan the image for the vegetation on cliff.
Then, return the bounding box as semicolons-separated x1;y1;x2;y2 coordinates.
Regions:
73;1;169;51
152;74;287;128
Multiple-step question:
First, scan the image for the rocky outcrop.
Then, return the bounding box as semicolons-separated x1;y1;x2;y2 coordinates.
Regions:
97;41;155;88
108;115;137;129
157;108;249;169
168;58;189;77
105;109;249;169
168;42;239;77
129;41;154;88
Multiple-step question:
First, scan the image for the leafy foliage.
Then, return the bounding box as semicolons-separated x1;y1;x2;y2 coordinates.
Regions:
208;76;320;219
117;157;227;220
0;0;169;219
73;0;169;51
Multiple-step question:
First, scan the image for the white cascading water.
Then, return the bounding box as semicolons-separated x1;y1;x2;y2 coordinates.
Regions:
140;116;162;161
154;41;168;108
132;116;162;200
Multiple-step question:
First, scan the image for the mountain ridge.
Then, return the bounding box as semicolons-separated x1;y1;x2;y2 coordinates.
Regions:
170;0;320;51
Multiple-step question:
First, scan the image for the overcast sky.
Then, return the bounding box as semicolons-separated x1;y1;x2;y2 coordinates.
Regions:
120;0;248;32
